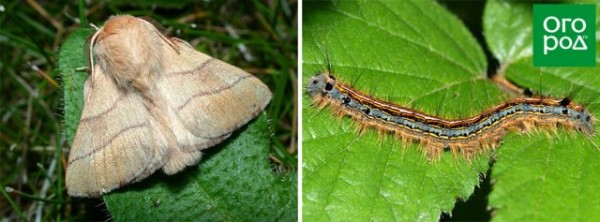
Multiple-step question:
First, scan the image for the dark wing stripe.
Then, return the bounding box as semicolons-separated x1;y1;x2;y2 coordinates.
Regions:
80;94;126;123
177;75;252;110
168;58;216;76
69;123;147;164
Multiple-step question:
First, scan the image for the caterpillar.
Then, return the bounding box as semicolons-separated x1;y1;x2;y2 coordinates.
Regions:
307;72;595;158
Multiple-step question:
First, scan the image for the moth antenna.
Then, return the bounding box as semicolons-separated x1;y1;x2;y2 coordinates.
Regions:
87;25;104;87
90;23;99;30
88;26;103;67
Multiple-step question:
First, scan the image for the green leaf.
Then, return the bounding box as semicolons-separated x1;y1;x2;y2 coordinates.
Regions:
58;28;92;146
484;1;600;221
303;0;495;220
483;0;533;64
59;28;296;221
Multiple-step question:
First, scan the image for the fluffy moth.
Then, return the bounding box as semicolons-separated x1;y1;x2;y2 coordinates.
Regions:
307;72;594;158
65;15;272;197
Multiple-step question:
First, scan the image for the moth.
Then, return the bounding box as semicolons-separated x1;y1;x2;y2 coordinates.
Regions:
65;15;272;197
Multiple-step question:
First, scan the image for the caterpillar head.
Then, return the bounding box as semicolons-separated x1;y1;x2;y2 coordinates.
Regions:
307;73;336;98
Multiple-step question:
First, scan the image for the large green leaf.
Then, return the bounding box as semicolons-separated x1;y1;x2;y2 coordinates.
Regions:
483;0;533;64
59;28;296;221
303;0;494;220
484;1;600;221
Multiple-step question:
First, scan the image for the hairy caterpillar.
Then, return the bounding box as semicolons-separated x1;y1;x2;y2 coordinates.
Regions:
307;72;594;158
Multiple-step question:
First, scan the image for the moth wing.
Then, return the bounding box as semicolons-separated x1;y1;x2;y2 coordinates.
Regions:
157;39;271;150
66;66;168;197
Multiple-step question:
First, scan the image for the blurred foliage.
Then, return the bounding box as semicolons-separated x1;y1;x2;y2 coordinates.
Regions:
0;0;297;220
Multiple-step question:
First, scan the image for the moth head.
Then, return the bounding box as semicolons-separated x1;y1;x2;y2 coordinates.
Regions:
90;15;166;92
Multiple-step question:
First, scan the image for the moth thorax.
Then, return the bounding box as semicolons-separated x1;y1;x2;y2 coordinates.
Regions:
93;15;164;92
